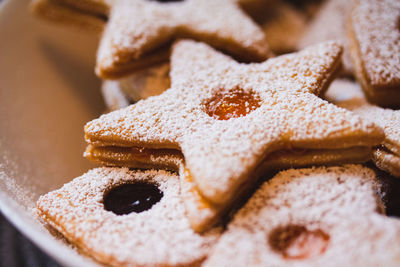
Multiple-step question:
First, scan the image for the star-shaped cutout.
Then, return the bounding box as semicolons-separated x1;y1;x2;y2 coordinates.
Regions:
96;0;270;78
85;40;383;231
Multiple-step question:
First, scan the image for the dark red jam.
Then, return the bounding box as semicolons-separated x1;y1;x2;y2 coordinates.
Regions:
104;182;163;215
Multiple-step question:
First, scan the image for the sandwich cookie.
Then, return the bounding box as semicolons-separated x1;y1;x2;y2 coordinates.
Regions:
326;79;400;177
205;165;400;266
85;40;383;232
36;167;221;266
348;0;400;108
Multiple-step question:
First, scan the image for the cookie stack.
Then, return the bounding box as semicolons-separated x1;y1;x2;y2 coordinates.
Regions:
32;0;400;266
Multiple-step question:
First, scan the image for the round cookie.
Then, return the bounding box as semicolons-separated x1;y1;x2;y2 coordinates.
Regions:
36;168;221;266
204;165;400;266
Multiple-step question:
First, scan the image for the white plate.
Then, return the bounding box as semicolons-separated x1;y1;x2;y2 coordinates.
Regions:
0;0;105;265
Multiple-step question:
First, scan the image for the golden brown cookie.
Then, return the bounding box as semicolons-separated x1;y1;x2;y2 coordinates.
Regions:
31;0;106;31
51;0;112;16
348;0;400;108
96;0;270;78
37;167;221;266
85;141;372;232
298;0;353;76
326;79;400;177
205;165;400;266
85;40;384;231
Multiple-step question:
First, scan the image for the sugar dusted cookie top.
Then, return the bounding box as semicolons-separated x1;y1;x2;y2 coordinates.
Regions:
37;167;220;266
205;165;400;267
326;79;400;177
350;0;400;87
327;79;400;156
86;40;384;213
96;0;270;78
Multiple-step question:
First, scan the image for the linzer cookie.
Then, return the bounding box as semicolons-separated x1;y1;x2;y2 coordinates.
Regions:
36;168;220;266
205;165;400;266
326;79;400;177
96;0;270;78
85;40;384;232
348;0;400;108
298;0;353;76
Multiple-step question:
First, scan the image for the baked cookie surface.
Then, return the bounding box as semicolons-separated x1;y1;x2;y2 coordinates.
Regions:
36;167;220;266
326;79;400;177
205;165;400;266
348;0;400;108
31;0;107;31
96;0;270;78
85;40;385;232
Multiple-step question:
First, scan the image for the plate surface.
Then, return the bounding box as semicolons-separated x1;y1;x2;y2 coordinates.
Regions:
0;0;105;265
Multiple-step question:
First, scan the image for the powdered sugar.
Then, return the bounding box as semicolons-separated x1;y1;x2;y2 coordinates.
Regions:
86;40;383;210
327;79;400;157
205;165;400;266
96;0;269;78
326;79;400;177
37;167;220;266
350;0;400;87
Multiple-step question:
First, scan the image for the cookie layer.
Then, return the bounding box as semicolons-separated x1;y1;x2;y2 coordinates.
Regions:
37;168;220;266
326;79;400;177
96;0;270;78
85;40;385;233
348;0;400;108
31;0;106;31
204;165;400;266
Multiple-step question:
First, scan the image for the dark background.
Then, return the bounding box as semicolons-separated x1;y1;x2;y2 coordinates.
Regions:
0;213;60;267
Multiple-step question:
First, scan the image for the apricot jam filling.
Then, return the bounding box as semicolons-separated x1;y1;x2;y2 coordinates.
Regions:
269;225;330;259
204;88;261;120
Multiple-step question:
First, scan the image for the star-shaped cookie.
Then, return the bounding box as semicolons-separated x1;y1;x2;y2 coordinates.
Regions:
96;0;270;78
36;167;221;266
85;40;383;231
32;0;270;78
326;79;400;177
205;165;400;266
